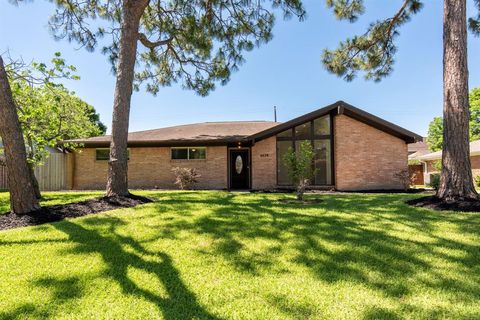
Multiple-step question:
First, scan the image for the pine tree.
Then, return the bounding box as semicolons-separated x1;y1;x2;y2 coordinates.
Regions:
322;0;479;201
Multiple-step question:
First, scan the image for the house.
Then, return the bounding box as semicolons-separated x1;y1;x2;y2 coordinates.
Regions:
407;139;429;185
64;101;422;191
415;139;480;185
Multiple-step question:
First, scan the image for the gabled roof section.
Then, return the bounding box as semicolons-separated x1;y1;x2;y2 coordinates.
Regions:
249;101;422;143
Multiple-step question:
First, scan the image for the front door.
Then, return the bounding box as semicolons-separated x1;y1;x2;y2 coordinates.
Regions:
230;149;250;189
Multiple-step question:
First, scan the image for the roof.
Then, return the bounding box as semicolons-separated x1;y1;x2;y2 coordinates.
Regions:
67;121;279;147
63;101;422;147
408;140;430;160
418;139;480;161
250;101;422;143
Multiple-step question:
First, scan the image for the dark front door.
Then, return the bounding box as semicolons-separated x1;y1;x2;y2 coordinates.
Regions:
230;149;250;189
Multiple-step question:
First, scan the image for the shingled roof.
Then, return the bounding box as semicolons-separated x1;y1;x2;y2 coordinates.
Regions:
68;121;279;147
64;101;422;147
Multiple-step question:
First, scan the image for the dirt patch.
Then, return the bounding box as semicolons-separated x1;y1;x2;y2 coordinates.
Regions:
278;199;323;205
0;194;153;231
406;196;480;212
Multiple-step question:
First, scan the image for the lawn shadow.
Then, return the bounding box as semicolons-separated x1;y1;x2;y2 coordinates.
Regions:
147;192;480;318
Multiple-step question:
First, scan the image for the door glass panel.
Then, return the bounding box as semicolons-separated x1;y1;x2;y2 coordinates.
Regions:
294;122;311;140
277;141;293;185
314;115;330;136
314;139;331;185
235;155;243;174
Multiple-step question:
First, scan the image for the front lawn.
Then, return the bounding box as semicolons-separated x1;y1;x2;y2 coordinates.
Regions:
0;191;479;319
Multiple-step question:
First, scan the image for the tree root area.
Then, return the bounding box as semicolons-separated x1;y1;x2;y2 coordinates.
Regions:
0;194;152;231
406;195;480;212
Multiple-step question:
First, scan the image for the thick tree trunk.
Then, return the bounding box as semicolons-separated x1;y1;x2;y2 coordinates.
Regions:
437;0;478;201
106;0;149;197
0;56;40;213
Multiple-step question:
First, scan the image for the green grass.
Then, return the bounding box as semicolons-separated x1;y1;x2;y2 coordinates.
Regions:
0;191;479;319
0;191;103;214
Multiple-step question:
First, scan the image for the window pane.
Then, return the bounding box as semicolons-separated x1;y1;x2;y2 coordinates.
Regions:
277;141;293;185
295;140;311;153
189;147;206;159
171;148;188;160
314;115;330;136
314;139;332;185
96;149;109;161
294;122;311;140
277;129;292;138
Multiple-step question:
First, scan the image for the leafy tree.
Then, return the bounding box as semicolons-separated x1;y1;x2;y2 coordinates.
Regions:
0;52;87;213
11;79;106;198
283;140;315;201
37;0;306;196
427;88;480;151
321;0;479;201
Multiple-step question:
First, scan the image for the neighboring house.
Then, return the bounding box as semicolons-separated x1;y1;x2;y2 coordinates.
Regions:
415;139;480;185
63;101;422;191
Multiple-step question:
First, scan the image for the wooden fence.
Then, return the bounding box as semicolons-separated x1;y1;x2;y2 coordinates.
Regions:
0;153;67;191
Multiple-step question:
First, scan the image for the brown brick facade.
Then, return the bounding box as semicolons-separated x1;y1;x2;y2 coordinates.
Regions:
251;136;277;189
334;114;407;190
70;115;409;191
72;146;227;190
425;155;480;183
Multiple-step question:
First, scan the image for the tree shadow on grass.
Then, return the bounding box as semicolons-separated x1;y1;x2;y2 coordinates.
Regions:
146;192;480;318
50;218;222;320
0;215;221;320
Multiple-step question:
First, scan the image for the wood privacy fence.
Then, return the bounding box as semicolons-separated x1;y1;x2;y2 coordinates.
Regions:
0;153;67;191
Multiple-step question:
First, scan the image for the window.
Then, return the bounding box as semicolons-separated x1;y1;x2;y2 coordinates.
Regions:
314;116;330;136
95;149;110;161
314;140;332;185
96;148;130;161
294;122;311;139
276;114;332;185
171;147;206;160
277;141;293;185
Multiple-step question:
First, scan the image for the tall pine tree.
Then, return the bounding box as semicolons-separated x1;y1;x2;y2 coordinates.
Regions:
322;0;479;201
42;0;306;196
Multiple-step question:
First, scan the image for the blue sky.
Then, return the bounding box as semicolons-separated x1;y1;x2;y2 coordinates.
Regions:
1;1;479;136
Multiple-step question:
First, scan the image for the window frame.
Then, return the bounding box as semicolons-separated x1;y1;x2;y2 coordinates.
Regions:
95;148;130;161
170;147;207;160
276;114;334;186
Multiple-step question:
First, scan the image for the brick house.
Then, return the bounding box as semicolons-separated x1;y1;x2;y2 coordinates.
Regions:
65;101;421;191
414;139;480;185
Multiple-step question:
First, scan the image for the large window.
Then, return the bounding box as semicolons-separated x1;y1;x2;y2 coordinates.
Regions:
171;147;206;160
276;115;332;185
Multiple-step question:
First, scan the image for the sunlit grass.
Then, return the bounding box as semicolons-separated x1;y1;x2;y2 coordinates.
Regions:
0;190;479;319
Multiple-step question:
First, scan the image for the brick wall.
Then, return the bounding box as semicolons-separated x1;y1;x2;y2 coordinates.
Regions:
72;146;228;190
425;155;480;184
251;136;276;189
334;114;407;190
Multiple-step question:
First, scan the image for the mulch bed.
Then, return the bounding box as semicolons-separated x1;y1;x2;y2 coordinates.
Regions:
0;194;152;231
406;195;480;212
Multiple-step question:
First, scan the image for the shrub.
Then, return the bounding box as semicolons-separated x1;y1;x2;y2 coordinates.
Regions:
171;167;201;190
429;173;440;190
475;175;480;188
283;140;316;201
394;169;414;190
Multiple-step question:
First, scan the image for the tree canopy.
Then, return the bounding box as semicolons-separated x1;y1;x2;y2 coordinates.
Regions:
46;0;306;96
427;88;480;152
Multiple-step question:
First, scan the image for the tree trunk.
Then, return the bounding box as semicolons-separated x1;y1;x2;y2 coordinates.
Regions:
437;0;478;201
28;164;42;199
0;56;40;213
106;0;149;197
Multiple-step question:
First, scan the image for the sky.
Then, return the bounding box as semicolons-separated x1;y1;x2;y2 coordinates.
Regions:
1;1;479;137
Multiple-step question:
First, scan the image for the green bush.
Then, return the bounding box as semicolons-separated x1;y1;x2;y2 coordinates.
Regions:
475;176;480;188
429;174;440;190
